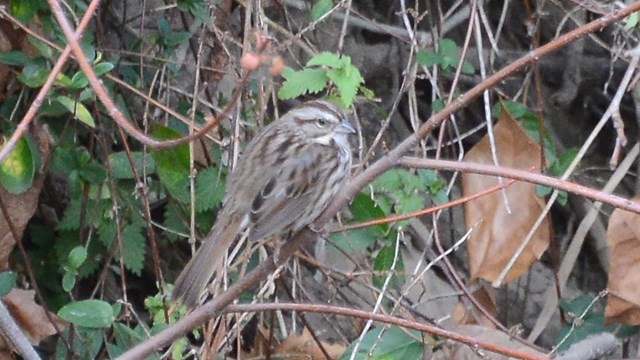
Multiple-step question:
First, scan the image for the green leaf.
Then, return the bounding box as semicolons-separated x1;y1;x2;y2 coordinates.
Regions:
374;169;403;192
330;228;379;254
55;327;105;359
157;18;191;47
0;51;29;66
149;126;191;202
58;300;115;328
94;62;115;76
56;96;95;127
27;36;53;59
327;66;362;107
340;327;422;360
195;166;225;212
462;62;475;74
18;58;50;87
10;0;37;25
310;0;333;21
57;198;82;231
166;32;192;47
112;323;146;352
68;246;88;269
79;161;107;184
307;51;342;67
373;245;404;289
97;220;116;246
108;151;156;179
122;224;146;276
350;193;387;235
62;271;76;292
416;50;441;66
278;68;328;100
395;192;424;227
548;148;579;177
627;12;639;29
0;271;17;297
496;100;529;120
157;18;171;40
0;136;35;194
439;38;457;56
359;85;375;100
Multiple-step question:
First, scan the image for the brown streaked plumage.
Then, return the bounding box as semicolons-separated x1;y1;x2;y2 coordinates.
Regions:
172;100;354;307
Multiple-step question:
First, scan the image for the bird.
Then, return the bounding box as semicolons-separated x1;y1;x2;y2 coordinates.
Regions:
172;99;355;307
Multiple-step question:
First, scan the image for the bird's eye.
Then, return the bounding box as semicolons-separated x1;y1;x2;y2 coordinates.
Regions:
316;118;327;127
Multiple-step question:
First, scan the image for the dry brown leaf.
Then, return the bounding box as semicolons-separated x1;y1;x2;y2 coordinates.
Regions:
431;324;545;359
0;126;52;269
462;110;550;283
605;196;640;324
452;286;498;328
273;328;346;360
1;289;65;346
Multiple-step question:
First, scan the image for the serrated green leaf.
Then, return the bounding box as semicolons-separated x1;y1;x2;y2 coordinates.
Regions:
0;272;17;297
400;170;426;192
278;68;328;100
439;38;457;56
57;198;82;231
97;220;116;246
359;85;375;100
374;169;403;192
0;137;35;194
395;192;424;227
327;67;362;107
0;51;29;66
79;161;106;184
163;202;188;243
416;50;441;66
62;271;76;292
108;151;156;179
310;0;333;21
58;300;115;328
122;224;146;276
57;96;95;127
431;190;449;205
308;52;341;67
68;246;88;269
195;166;225;212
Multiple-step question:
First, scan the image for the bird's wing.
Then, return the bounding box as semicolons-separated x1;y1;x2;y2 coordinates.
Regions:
248;146;329;241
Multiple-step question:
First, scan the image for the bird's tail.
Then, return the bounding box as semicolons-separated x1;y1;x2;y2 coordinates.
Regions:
172;214;242;308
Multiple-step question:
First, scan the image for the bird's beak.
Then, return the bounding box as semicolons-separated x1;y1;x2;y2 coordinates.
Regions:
337;119;356;134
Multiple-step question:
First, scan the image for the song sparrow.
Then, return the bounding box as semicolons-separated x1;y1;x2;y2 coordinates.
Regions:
173;100;355;307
